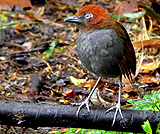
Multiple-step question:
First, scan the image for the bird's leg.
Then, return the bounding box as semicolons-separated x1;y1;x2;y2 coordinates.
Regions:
105;75;123;126
76;77;102;116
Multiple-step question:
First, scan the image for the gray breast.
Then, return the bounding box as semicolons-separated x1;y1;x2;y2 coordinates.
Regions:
76;29;124;78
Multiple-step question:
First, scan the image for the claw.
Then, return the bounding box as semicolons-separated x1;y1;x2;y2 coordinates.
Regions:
76;98;90;116
105;102;123;126
76;77;102;117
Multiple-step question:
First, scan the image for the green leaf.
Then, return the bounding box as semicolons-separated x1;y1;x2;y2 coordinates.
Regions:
55;132;61;134
64;128;77;134
0;14;8;23
110;14;126;20
123;11;146;19
64;128;135;134
69;76;85;86
54;46;64;53
43;40;56;58
89;130;116;134
142;120;152;134
156;121;160;133
127;91;160;111
78;60;82;65
76;128;90;134
142;4;160;22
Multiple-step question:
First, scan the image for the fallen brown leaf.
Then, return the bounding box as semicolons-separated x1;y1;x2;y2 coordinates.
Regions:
0;0;32;10
114;1;138;15
140;61;160;73
133;39;160;49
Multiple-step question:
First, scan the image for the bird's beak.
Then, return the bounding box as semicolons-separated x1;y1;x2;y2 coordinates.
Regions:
64;15;82;24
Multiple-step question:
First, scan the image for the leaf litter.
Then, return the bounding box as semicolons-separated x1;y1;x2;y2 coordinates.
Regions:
0;0;160;133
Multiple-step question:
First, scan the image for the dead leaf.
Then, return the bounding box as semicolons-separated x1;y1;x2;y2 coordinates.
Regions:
15;22;22;30
90;89;116;106
140;61;160;73
16;14;32;21
138;75;159;85
63;90;77;96
34;7;45;20
4;42;27;50
59;5;68;11
22;42;32;50
133;39;160;49
114;1;138;15
0;0;32;10
22;87;30;93
70;76;86;86
61;0;78;6
16;93;29;101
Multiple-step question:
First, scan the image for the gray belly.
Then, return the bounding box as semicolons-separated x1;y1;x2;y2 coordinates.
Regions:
76;29;124;78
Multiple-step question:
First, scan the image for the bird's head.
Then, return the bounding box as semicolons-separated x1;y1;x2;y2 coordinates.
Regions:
65;5;111;31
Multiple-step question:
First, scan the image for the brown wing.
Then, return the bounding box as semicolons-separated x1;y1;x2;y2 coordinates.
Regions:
114;22;136;81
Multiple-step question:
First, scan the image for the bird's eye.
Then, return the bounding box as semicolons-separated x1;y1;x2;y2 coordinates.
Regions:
85;13;93;19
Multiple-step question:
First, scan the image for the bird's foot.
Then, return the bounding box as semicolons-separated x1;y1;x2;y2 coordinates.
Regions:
76;98;90;116
105;103;123;126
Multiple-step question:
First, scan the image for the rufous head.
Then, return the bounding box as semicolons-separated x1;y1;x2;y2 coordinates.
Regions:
65;5;110;28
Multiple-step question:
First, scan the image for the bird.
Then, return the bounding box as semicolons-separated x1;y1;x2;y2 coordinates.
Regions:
65;4;136;125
